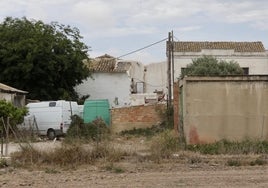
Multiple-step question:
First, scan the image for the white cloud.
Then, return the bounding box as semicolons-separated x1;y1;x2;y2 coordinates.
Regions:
1;0;268;63
175;26;202;32
71;1;116;29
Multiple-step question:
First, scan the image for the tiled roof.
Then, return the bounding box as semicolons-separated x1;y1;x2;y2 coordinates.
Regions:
174;41;265;52
0;83;28;94
84;54;132;73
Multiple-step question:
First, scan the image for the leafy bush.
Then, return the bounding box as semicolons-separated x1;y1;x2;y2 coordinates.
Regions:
0;99;28;132
65;115;110;142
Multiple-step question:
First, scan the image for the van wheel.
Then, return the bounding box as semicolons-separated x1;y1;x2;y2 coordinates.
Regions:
47;129;56;140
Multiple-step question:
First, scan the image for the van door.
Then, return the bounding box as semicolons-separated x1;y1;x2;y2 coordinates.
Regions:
62;101;72;133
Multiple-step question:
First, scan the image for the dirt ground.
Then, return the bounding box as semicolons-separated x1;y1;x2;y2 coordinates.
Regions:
1;137;268;188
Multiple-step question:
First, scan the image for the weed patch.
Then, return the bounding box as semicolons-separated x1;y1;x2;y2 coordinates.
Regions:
187;140;268;155
150;130;180;162
104;163;125;173
250;158;267;166
0;158;8;168
227;159;241;166
10;141;133;168
120;122;170;137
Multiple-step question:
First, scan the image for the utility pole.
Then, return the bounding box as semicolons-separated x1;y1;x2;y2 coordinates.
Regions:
167;31;174;109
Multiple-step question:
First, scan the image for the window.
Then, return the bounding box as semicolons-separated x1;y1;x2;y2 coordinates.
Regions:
49;102;56;107
242;68;249;75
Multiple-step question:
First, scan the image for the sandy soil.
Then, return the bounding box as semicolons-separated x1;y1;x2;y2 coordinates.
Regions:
1;137;268;188
1;163;268;187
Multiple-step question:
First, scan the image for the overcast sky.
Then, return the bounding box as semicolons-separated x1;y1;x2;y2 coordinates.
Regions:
1;0;268;64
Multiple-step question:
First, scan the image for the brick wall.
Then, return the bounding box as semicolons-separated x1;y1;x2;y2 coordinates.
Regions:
111;104;166;133
173;81;179;134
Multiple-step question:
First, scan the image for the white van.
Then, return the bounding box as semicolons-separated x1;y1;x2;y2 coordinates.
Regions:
25;100;79;139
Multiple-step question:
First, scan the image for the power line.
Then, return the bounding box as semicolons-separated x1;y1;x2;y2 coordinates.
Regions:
173;35;180;41
116;37;168;59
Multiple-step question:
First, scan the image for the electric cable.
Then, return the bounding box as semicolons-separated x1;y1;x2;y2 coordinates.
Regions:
116;37;168;59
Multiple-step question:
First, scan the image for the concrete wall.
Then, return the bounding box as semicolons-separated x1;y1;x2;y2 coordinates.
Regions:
111;104;166;133
76;72;131;108
177;76;268;144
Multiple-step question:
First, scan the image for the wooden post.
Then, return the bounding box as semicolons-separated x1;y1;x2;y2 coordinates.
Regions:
5;117;9;156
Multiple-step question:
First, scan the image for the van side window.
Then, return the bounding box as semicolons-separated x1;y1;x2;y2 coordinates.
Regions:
49;102;56;107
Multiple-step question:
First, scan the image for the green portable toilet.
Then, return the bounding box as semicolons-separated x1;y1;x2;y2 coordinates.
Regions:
83;99;110;125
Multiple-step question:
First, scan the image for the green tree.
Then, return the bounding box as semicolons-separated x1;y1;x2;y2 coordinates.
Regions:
0;100;28;132
0;17;90;100
181;56;244;77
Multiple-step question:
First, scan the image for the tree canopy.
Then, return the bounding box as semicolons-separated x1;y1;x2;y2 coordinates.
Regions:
181;56;244;77
0;17;90;100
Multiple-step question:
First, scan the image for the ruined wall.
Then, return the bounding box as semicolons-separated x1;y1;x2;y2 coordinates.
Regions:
178;76;268;144
111;104;166;133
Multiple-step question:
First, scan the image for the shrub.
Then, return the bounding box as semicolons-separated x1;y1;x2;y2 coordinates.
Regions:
150;130;180;162
181;55;244;77
66;115;110;142
0;99;28;133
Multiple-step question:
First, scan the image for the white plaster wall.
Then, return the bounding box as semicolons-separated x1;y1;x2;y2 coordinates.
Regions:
75;73;131;108
127;61;145;82
145;62;167;93
173;51;268;79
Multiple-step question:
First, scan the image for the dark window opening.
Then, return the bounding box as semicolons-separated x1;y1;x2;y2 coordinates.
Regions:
49;102;56;107
242;68;249;75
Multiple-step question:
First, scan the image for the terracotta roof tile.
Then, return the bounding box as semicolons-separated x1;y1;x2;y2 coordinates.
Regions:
174;41;265;52
84;55;132;73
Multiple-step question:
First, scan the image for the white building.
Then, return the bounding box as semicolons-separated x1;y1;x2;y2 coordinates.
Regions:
0;83;28;107
144;41;268;97
75;54;146;108
76;41;268;106
173;41;268;78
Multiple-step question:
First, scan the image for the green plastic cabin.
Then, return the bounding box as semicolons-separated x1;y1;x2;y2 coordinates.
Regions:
83;99;110;125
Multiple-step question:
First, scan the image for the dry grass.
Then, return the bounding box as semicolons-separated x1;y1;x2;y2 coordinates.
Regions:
10;141;135;168
8;132;268;170
149;130;181;162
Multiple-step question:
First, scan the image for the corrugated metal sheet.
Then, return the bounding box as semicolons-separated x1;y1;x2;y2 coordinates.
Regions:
0;83;28;94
